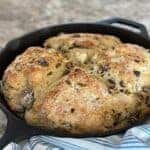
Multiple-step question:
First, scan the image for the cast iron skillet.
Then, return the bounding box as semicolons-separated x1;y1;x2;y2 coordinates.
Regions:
0;18;150;149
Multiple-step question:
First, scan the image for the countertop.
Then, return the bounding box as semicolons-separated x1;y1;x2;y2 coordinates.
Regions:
0;0;150;138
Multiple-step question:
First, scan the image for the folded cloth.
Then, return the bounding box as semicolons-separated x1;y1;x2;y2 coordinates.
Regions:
4;125;150;150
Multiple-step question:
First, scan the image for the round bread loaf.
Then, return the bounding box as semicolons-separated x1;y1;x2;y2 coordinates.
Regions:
2;33;150;136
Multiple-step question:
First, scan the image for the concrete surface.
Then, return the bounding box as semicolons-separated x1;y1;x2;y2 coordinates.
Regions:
0;0;150;138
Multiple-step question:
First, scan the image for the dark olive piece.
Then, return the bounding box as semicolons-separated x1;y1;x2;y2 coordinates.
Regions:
120;80;125;87
66;62;74;70
55;63;61;68
77;82;87;87
134;59;140;63
120;89;124;92
37;58;49;67
63;69;70;76
47;71;53;76
99;65;109;74
133;70;140;77
108;79;115;85
65;80;71;85
70;108;75;113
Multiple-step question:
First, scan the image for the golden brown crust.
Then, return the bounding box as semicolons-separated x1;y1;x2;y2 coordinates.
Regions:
2;33;150;136
44;33;121;49
25;68;148;135
2;47;68;112
86;43;150;94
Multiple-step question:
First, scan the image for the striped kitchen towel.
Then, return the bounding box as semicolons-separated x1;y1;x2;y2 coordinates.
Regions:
4;124;150;150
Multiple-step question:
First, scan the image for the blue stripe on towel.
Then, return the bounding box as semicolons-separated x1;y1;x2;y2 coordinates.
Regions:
3;125;150;150
39;136;88;150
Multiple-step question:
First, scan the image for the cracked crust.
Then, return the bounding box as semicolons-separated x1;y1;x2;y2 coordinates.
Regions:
2;33;150;136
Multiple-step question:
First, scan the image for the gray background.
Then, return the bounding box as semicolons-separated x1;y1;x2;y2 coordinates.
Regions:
0;0;150;137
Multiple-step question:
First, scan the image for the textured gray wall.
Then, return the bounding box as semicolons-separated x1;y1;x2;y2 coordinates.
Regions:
0;0;150;137
0;0;150;46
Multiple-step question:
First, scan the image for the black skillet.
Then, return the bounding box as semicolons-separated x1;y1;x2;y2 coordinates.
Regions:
0;18;150;149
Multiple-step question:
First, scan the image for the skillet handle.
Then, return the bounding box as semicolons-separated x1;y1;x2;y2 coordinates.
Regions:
0;103;44;149
97;17;149;39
